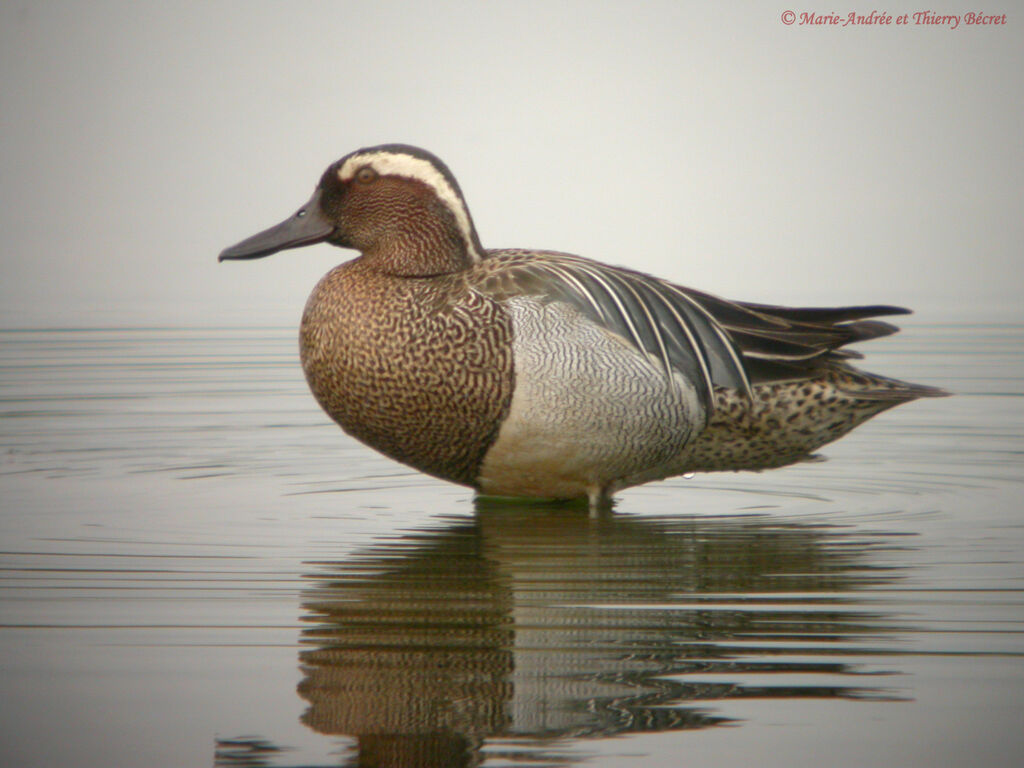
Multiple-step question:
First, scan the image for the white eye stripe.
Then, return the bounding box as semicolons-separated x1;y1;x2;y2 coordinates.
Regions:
338;151;481;261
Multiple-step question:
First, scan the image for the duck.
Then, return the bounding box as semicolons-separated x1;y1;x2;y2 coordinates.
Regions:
219;143;946;510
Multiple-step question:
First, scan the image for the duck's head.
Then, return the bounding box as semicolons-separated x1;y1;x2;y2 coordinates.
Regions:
218;144;485;276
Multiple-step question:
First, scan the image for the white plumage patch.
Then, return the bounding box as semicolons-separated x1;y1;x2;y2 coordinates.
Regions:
337;150;480;261
477;297;704;499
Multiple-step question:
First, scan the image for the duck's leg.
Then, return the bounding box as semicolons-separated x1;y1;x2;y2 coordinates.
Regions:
587;486;615;517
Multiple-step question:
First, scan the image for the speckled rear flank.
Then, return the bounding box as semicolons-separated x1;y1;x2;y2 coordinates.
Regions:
299;259;514;487
685;367;924;473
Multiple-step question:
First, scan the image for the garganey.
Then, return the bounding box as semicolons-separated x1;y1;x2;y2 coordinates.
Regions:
220;144;946;509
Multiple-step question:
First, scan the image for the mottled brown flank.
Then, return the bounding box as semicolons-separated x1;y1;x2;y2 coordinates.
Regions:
300;259;514;486
687;367;920;472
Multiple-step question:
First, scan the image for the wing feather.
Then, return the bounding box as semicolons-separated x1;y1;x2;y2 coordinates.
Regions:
472;250;914;408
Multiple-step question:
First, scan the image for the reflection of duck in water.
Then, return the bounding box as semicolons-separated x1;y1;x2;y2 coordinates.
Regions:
296;504;906;767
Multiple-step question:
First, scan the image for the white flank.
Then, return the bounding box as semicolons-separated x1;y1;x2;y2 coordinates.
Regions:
476;298;704;499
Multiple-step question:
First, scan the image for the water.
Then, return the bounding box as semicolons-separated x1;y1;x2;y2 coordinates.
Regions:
1;323;1022;767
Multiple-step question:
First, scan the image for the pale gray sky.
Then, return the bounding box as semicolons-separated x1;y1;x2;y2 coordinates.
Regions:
1;1;1021;328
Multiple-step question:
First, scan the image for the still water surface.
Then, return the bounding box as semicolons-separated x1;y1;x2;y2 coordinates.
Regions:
1;324;1022;767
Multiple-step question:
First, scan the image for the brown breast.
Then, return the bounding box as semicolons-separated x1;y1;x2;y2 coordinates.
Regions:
299;259;515;487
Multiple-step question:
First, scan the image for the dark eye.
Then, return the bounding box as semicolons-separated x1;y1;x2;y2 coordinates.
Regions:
356;166;377;184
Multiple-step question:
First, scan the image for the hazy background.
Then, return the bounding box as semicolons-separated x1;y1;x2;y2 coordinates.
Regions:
1;0;1021;329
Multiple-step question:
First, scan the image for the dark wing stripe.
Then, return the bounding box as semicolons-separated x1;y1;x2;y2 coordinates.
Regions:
667;284;909;372
655;281;753;399
475;249;911;405
595;271;675;382
741;349;826;361
736;302;911;324
563;261;717;408
727;329;828;361
532;262;614;324
674;287;790;329
539;263;647;352
840;320;901;343
619;276;717;406
595;268;712;407
537;255;751;402
533;260;715;407
564;264;651;358
557;263;683;388
729;325;848;346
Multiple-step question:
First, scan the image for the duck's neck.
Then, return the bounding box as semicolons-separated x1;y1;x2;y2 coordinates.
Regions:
365;229;478;277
